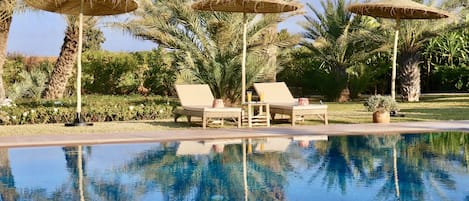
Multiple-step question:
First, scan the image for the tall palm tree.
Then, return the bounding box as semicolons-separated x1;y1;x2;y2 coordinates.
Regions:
301;0;384;101
396;19;448;102
0;0;16;101
391;0;468;101
118;0;299;103
42;16;97;99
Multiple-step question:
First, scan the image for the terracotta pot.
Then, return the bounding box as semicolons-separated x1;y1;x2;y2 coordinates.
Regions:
373;110;390;123
212;99;225;108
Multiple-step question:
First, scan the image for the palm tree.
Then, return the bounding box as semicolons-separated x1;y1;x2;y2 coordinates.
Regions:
0;0;16;101
118;0;299;103
396;19;448;102
42;16;97;99
301;0;385;101
392;0;469;101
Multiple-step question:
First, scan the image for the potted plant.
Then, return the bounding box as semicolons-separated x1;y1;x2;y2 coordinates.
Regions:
364;95;398;123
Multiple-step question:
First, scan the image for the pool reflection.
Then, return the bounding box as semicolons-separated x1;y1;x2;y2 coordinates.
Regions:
1;133;469;201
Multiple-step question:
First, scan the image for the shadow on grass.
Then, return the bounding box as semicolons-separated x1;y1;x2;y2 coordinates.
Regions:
418;95;469;103
139;118;329;129
143;118;241;129
145;121;191;128
401;107;469;120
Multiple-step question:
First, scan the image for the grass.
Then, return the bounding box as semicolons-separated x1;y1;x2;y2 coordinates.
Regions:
1;94;468;136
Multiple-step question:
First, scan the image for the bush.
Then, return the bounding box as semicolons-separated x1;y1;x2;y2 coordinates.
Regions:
82;51;139;94
82;49;178;96
0;95;177;125
8;68;48;100
278;49;347;100
432;64;469;92
4;55;54;101
134;49;177;96
364;95;398;112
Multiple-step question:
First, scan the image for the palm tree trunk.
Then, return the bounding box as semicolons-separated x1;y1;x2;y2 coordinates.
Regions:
0;6;13;101
399;53;421;102
42;18;79;99
264;24;278;82
336;66;349;102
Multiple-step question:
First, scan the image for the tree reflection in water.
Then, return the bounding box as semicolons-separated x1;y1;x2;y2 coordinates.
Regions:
0;133;468;200
0;148;18;201
124;140;291;201
305;133;469;201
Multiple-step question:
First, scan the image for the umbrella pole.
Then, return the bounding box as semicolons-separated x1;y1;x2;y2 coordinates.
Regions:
391;18;400;100
241;12;247;103
66;0;92;126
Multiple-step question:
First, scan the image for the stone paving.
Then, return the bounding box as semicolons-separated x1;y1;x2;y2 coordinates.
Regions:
1;120;468;148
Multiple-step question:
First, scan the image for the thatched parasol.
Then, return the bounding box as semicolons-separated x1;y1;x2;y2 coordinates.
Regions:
25;0;138;16
25;0;138;126
192;0;300;103
347;0;449;100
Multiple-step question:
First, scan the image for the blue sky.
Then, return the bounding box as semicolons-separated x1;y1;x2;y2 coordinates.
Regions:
7;1;319;56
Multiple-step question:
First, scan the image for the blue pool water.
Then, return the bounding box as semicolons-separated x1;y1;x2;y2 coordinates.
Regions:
0;132;468;201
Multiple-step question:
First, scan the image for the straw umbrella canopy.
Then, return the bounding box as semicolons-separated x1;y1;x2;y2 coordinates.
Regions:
347;0;449;100
24;0;138;126
192;0;300;103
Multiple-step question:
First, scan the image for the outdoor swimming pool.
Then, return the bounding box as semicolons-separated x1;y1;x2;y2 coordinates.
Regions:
0;132;468;201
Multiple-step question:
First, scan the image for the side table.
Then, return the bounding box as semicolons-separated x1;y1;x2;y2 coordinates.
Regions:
242;102;270;127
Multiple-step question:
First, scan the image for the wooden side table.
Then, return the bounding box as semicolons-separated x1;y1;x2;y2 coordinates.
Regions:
242;102;270;127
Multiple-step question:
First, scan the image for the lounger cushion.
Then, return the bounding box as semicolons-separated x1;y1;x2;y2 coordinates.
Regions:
176;84;214;106
254;82;294;103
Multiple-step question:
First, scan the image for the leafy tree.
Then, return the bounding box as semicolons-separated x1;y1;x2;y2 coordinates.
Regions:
422;29;469;91
421;1;469;92
83;19;105;52
118;0;299;103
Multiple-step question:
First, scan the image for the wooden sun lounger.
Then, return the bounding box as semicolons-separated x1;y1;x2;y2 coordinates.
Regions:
174;84;242;129
253;82;328;126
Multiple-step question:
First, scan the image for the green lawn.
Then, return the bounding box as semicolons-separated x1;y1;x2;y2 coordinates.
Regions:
327;94;469;124
1;94;468;136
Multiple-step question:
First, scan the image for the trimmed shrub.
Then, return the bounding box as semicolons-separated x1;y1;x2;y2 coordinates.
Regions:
0;95;177;125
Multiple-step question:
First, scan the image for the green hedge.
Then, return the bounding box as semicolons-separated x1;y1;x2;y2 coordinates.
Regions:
0;95;177;125
82;49;176;95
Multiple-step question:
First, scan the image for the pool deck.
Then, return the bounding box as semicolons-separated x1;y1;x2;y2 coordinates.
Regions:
1;120;468;148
